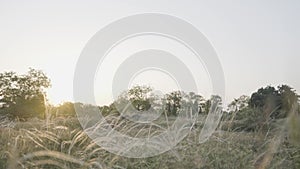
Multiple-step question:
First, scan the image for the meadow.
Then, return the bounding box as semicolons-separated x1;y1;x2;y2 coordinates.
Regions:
0;70;299;168
0;112;299;169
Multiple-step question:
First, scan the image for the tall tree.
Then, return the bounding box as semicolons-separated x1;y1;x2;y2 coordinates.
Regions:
112;86;155;116
127;86;152;111
181;92;205;114
278;85;299;113
165;91;182;116
0;68;51;119
249;85;299;119
249;86;281;119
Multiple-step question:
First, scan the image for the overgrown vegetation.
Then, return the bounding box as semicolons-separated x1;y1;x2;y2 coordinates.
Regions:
0;69;300;168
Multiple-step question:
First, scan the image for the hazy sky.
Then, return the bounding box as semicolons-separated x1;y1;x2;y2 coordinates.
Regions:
0;0;299;105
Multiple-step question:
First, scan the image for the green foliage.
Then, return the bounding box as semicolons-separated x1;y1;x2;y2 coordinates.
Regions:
249;85;299;119
231;107;264;132
287;104;300;147
227;95;249;113
165;91;206;116
278;85;299;114
0;68;51;119
227;85;299;134
122;85;151;111
249;86;280;108
106;87;208;117
98;105;111;117
55;102;76;117
114;85;153;113
165;91;182;116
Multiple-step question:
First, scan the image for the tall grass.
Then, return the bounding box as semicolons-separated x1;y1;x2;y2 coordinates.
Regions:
0;103;299;168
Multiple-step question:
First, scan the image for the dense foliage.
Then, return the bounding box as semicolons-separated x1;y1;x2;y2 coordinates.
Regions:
0;68;51;119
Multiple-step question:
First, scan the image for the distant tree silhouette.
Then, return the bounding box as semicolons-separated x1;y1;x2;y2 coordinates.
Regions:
249;86;281;119
0;68;51;119
165;91;182;116
249;85;299;119
56;102;76;117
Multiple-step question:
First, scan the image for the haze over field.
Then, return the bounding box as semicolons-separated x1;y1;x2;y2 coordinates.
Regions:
0;1;300;168
0;0;299;105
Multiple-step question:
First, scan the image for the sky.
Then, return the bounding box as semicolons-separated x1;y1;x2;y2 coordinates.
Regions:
0;0;299;105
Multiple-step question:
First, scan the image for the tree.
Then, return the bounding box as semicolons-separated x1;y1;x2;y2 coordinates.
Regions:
56;102;76;117
111;85;158;117
165;91;182;116
232;85;300;133
228;95;249;113
180;92;205;114
249;86;280;108
249;85;299;119
99;105;111;117
0;68;51;119
202;95;222;114
127;86;152;111
278;85;299;114
249;86;281;119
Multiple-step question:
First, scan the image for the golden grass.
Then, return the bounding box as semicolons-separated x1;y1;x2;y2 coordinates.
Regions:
0;112;299;169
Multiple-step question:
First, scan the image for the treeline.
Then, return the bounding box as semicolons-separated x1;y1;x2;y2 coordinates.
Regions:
223;85;300;132
0;69;299;126
46;86;214;119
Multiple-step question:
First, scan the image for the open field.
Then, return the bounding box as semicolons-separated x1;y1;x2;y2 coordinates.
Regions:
0;114;299;169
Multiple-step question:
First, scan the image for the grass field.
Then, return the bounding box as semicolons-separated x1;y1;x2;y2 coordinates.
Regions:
0;113;299;169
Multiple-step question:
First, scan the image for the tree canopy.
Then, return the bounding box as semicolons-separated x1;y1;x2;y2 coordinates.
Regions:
0;68;51;119
249;85;299;119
